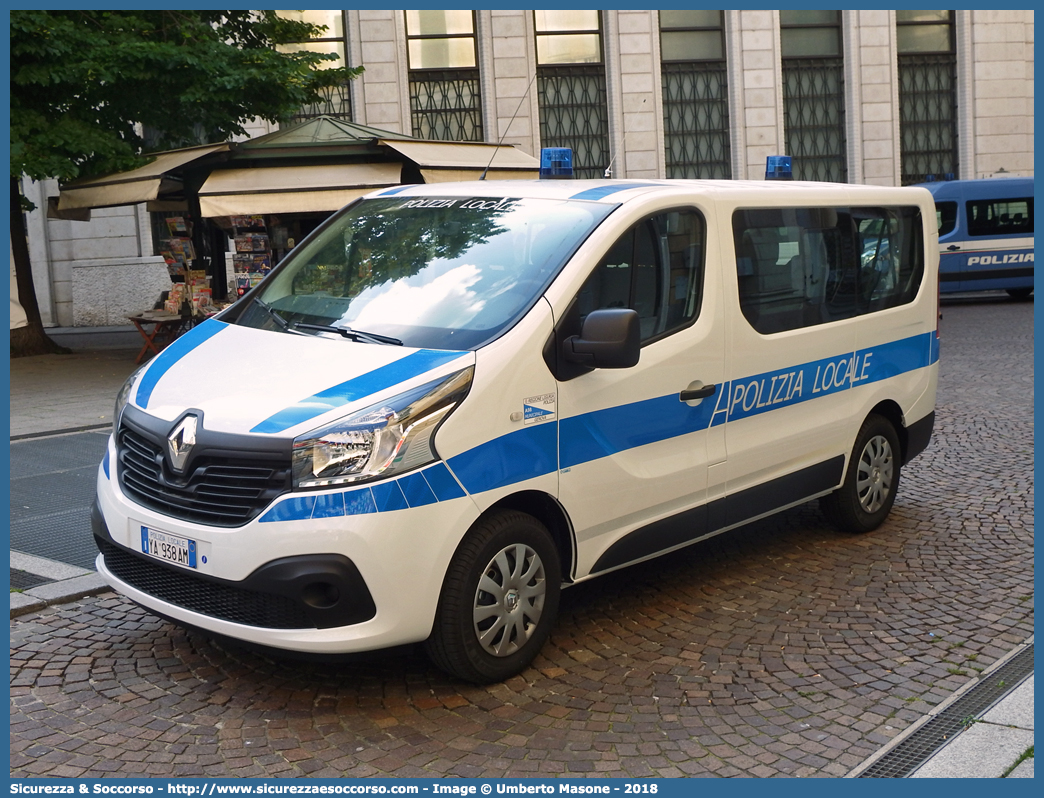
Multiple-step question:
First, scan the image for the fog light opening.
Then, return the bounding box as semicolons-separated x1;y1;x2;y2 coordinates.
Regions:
301;581;340;609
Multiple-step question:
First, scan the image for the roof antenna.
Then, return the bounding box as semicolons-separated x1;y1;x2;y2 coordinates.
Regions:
604;97;646;179
480;74;536;180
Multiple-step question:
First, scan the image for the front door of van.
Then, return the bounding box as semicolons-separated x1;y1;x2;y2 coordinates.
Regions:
554;207;726;579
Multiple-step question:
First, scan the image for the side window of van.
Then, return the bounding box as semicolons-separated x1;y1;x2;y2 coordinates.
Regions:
577;209;705;343
937;201;958;236
966;197;1033;237
733;206;924;334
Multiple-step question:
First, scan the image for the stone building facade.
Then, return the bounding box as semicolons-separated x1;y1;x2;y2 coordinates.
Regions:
22;9;1033;330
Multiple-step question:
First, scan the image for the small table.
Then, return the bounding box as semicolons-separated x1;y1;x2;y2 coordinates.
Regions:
128;313;185;363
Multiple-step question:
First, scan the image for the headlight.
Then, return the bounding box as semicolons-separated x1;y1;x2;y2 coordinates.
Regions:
292;366;473;489
113;364;148;432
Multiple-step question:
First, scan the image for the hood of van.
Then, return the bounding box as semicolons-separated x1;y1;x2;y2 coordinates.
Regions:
129;319;473;437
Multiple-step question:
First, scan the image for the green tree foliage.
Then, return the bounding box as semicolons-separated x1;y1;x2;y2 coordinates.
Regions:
9;10;362;356
11;10;361;184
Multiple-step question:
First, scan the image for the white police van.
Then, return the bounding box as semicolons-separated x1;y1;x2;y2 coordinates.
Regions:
914;176;1033;297
95;167;939;682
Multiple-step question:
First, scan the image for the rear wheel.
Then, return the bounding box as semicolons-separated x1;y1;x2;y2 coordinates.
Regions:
1006;288;1033;300
425;510;560;683
821;414;901;533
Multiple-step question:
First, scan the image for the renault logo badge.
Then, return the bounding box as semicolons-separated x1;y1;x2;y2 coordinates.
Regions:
168;415;198;472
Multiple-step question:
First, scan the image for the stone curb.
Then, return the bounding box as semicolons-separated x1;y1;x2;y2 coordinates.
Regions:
10;552;111;618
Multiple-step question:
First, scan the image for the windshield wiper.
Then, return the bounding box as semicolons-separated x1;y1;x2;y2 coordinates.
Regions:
252;297;289;330
291;322;403;346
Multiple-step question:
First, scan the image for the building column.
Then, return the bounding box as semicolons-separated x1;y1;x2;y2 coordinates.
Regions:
733;10;784;180
850;10;900;187
842;11;863;184
352;10;411;134
487;10;539;157
955;10;975;179
616;10;664;179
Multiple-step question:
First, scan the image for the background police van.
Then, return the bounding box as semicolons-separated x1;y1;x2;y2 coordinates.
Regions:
915;176;1033;298
95;170;939;683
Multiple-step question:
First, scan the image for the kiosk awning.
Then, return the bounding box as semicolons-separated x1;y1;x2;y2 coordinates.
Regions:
379;140;540;181
197;162;402;217
57;144;230;212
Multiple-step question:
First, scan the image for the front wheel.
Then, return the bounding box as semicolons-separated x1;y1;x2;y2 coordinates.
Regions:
424;510;561;683
1006;288;1033;300
821;414;901;533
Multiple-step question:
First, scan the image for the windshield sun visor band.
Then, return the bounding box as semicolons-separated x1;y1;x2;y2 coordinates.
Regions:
250;349;469;435
569;183;661;201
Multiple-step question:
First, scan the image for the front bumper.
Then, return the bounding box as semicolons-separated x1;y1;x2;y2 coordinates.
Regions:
94;434;481;653
93;500;376;629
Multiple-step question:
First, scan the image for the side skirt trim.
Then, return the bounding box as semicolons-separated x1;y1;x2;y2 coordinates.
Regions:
590;456;845;575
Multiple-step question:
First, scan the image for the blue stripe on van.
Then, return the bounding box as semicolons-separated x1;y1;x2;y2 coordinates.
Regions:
256;331;937;520
258;465;458;523
560;390;718;469
422;462;467;501
250;349;468;434
136;320;228;409
720;332;934;424
447;422;558;495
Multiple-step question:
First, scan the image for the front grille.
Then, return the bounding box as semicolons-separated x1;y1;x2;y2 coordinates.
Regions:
117;427;291;527
99;540;313;629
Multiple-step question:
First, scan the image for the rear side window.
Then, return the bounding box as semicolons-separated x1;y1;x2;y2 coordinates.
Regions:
936;200;957;235
577;209;705;343
966;197;1033;237
733;206;924;335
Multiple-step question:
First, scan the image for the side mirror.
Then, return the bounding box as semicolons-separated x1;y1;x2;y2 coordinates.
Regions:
563;308;640;369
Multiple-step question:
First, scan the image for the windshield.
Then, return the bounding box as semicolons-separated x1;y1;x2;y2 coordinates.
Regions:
237;195;614;350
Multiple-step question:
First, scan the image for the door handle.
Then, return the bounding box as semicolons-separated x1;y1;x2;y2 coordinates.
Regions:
946;245;961;251
680;384;716;402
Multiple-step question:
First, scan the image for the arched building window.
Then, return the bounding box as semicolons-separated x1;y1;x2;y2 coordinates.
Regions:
276;10;353;123
534;11;611;180
405;10;483;141
659;10;731;179
897;10;958;184
781;10;847;183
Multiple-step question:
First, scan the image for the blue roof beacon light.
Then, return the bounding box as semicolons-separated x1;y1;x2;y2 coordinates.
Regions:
540;147;573;179
765;155;793;180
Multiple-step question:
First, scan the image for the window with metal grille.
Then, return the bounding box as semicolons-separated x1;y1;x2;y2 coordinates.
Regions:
534;11;611;180
405;10;483;142
897;11;957;185
659;11;731;179
276;11;353;123
781;11;846;183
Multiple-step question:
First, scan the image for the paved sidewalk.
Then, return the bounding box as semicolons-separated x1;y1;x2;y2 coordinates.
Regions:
9;348;138;613
848;639;1035;778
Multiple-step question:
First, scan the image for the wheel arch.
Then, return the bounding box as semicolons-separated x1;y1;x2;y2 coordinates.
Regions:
865;399;908;463
481;491;576;584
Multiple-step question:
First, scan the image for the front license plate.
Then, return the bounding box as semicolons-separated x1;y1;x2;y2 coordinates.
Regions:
140;525;197;569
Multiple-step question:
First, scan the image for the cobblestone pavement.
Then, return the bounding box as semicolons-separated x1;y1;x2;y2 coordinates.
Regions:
11;297;1033;778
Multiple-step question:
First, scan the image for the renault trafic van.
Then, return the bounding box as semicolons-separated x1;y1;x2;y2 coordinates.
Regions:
915;176;1033;297
94;179;939;683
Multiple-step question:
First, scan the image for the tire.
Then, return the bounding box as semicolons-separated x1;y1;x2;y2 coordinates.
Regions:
821;414;901;533
424;510;561;683
1006;288;1033;300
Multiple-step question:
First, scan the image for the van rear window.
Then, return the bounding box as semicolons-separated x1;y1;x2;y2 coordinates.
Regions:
733;206;924;335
